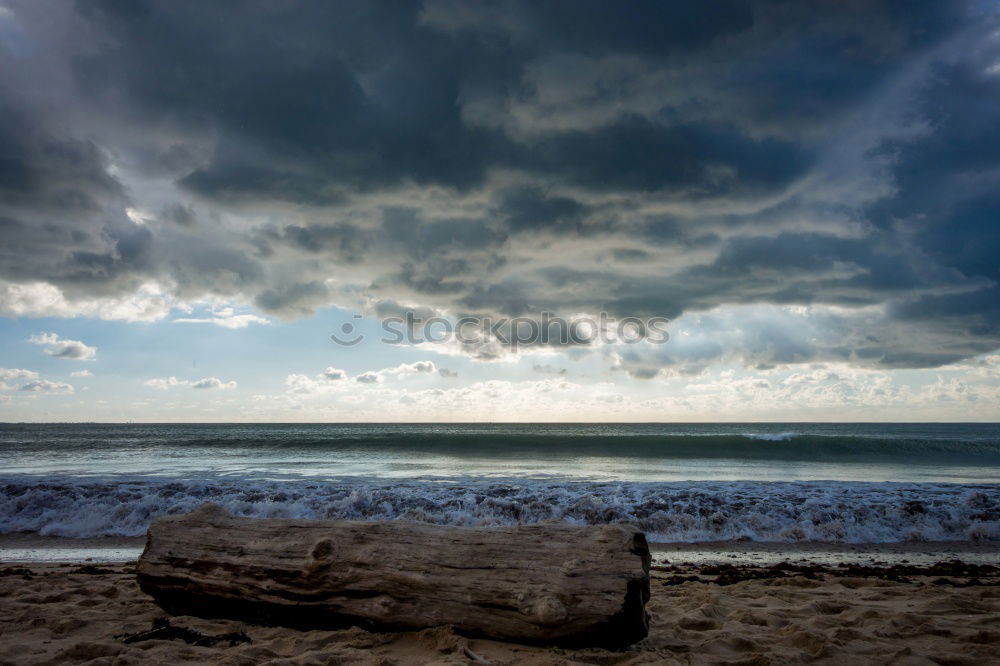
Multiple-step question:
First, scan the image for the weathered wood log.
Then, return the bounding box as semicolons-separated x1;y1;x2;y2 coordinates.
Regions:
137;504;650;648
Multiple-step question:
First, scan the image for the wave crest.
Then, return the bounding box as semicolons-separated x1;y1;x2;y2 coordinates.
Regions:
744;432;799;441
1;477;996;543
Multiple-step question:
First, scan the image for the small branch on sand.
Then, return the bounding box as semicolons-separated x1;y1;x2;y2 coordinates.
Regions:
118;618;251;647
463;646;491;664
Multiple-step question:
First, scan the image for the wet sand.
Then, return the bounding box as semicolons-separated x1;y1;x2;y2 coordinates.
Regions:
651;540;1000;566
0;558;998;664
0;534;145;563
3;533;998;565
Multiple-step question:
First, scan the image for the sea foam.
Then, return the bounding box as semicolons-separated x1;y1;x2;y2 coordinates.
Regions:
1;476;995;543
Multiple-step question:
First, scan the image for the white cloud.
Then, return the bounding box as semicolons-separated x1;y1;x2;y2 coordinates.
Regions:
0;281;173;322
1;368;85;396
19;379;74;394
125;207;152;225
70;370;93;377
384;361;437;377
0;367;40;391
285;361;443;395
284;367;349;394
0;282;270;331
346;362;439;385
285;373;318;394
191;377;237;390
173;308;270;329
28;332;97;360
145;376;237;390
144;376;183;390
0;368;38;382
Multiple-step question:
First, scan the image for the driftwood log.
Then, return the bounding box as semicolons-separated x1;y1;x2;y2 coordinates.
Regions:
136;504;650;648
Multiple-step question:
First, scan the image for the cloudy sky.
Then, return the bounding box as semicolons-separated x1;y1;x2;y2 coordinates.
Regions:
2;0;1000;422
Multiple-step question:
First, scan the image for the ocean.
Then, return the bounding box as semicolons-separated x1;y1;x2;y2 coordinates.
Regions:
0;422;997;544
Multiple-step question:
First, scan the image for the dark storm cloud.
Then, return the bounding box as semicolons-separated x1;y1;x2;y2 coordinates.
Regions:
0;96;148;298
485;0;756;56
262;222;371;262
74;0;513;197
497;186;588;233
868;54;1000;292
381;207;504;256
0;102;121;214
521;118;814;194
858;37;1000;357
0;0;998;370
714;3;964;137
70;0;938;199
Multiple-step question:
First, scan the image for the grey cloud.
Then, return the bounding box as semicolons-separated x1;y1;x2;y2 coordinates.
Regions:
0;98;140;298
382;207;505;258
355;372;380;384
268;223;370;260
161;203;196;227
254;281;331;319
322;367;347;381
626;366;661;380
0;102;122;214
612;302;998;379
28;333;97;361
0;0;997;371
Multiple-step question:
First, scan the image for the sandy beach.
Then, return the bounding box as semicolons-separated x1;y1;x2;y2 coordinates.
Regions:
0;555;997;665
2;0;1000;659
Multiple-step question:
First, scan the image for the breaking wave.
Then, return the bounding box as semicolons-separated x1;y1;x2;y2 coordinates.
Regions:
744;432;799;442
1;476;996;543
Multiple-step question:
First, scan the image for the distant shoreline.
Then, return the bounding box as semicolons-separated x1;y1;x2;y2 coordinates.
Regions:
4;420;1000;425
